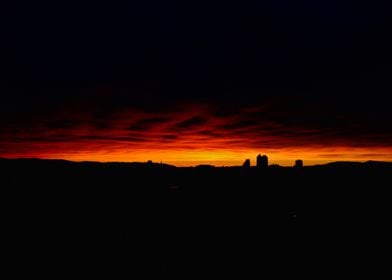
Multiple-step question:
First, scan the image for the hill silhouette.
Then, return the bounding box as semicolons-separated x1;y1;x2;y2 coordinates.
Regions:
2;157;391;266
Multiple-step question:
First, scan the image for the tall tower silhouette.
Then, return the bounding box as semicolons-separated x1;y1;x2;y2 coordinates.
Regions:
256;154;268;168
294;159;303;168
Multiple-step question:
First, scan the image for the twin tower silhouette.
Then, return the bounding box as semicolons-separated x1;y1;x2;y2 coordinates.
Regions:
242;154;268;168
243;154;303;168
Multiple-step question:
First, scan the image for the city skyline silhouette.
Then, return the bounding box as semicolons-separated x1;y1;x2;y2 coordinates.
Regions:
4;1;392;273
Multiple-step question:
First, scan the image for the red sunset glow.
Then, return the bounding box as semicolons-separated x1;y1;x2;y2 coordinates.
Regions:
1;103;391;166
3;1;392;167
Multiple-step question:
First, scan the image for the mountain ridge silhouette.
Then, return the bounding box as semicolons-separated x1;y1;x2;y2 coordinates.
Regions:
2;155;391;262
1;157;391;168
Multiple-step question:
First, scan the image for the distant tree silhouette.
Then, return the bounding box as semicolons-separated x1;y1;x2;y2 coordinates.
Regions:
256;154;268;168
242;159;251;168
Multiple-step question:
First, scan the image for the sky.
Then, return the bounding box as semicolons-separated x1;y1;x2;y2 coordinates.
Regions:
2;1;392;166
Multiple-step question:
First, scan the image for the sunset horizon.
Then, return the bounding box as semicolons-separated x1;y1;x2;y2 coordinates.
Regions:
2;145;392;167
5;0;392;266
3;1;391;169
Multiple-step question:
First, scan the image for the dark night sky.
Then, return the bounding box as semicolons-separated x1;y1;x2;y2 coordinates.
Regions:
2;1;392;165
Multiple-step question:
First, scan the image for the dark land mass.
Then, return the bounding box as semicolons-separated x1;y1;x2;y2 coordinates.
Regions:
2;158;391;269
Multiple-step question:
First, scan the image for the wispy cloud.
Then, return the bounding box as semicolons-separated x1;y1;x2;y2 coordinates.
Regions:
1;100;391;165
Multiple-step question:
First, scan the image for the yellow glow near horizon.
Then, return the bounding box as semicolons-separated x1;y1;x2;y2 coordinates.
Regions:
9;146;391;167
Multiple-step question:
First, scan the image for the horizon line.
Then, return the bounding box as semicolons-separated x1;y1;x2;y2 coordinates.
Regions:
1;157;391;168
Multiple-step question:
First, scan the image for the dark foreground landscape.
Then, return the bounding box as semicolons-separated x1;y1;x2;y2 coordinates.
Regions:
2;158;391;270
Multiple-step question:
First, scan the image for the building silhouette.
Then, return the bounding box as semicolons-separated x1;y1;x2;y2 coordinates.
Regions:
256;154;268;168
294;159;303;168
242;159;251;168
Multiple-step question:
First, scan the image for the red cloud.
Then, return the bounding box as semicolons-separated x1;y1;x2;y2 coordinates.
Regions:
1;102;391;165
